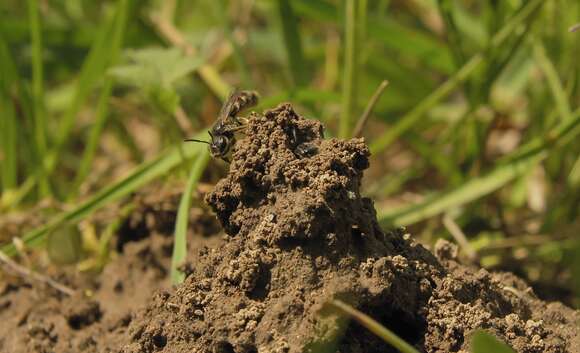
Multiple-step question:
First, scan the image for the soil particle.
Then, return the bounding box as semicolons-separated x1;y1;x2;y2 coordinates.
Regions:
116;104;580;353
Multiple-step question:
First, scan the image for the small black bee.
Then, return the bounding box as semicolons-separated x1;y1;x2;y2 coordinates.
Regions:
287;125;319;158
186;89;259;161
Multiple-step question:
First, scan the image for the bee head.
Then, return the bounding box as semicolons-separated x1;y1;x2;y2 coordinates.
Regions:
208;131;230;158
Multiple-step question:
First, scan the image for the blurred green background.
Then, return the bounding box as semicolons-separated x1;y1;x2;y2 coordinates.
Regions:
0;0;578;307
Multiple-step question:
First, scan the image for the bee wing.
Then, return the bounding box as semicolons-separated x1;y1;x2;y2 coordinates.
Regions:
217;88;241;122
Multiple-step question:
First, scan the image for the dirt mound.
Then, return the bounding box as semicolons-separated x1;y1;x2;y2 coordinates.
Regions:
118;104;579;353
0;105;577;353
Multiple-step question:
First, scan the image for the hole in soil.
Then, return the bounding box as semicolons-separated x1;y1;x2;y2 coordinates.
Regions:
214;341;235;353
341;308;425;353
248;265;271;301
152;334;167;348
240;344;258;353
350;225;363;239
113;281;124;294
240;176;263;207
277;234;309;250
66;300;103;330
353;153;369;171
116;215;151;252
67;310;103;330
330;160;348;176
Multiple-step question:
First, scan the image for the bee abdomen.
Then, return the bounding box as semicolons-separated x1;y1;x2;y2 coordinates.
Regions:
231;90;259;116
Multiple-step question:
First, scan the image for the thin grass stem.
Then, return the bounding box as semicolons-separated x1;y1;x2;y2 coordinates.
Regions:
278;0;308;88
329;300;420;353
339;0;358;138
71;79;114;197
171;148;210;284
0;34;19;191
27;0;50;196
352;80;389;138
533;40;574;122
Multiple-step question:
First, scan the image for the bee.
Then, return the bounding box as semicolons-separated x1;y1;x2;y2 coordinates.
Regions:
287;124;319;158
186;89;259;161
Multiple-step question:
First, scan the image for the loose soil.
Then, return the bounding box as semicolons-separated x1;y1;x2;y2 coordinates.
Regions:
0;104;578;353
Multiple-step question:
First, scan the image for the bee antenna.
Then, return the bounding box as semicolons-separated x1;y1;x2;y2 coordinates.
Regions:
184;138;210;145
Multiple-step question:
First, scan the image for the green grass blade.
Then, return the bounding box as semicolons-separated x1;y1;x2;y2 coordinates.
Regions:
70;0;131;198
171;148;210;284
7;0;132;205
357;0;368;45
0;34;19;191
339;0;358;138
380;153;543;227
329;300;420;353
70;79;114;196
437;0;466;68
50;0;130;176
0;94;17;190
370;0;544;154
27;0;49;196
213;0;253;88
256;88;340;111
533;40;574;122
293;0;454;74
379;108;580;227
278;0;308;87
365;17;453;75
569;155;580;187
471;330;515;353
0;30;34;207
0;141;205;257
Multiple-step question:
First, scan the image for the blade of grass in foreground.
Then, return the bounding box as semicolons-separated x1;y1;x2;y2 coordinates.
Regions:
471;330;515;353
0;141;204;257
379;108;580;227
370;0;544;154
328;300;420;353
171;148;210;284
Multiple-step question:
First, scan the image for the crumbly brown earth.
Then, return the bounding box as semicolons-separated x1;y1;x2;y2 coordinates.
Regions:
0;104;578;353
0;188;222;353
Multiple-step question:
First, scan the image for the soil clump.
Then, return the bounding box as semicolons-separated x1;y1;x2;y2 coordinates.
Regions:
0;104;577;353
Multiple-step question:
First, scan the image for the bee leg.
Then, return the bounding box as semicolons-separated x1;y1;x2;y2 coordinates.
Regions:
235;116;250;125
224;125;248;134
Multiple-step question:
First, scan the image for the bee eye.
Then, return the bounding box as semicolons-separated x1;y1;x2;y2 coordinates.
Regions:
217;136;229;153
